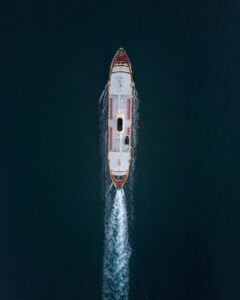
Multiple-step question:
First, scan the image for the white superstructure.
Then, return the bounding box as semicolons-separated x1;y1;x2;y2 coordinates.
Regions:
107;48;133;188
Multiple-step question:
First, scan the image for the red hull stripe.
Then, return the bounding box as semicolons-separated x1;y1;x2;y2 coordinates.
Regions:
109;127;112;150
109;98;112;119
128;98;131;119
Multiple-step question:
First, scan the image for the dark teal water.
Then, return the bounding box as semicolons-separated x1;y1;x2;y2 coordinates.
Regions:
1;1;240;299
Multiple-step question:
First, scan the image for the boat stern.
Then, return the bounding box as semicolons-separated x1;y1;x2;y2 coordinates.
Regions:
111;174;128;189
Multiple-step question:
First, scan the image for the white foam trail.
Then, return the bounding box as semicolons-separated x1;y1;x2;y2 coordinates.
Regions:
100;84;139;300
102;189;131;300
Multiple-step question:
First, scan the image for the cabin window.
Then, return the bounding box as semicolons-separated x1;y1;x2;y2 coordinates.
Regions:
114;175;124;180
117;118;123;131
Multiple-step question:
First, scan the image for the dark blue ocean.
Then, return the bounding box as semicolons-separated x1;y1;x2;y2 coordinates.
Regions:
1;1;240;299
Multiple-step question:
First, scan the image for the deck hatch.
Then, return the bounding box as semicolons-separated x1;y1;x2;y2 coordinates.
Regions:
117;118;123;131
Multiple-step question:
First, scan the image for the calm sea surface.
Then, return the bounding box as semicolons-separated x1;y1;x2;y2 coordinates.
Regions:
1;1;240;299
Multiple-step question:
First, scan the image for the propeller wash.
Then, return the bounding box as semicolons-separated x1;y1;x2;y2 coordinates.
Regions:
99;48;139;300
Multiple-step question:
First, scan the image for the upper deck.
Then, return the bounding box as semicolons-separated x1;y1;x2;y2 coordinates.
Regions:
107;48;134;187
108;94;132;153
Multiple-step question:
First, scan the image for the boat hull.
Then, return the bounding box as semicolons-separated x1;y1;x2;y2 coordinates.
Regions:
107;48;133;189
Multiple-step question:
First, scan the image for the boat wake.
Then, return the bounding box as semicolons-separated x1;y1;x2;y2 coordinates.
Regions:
102;188;131;300
100;83;139;300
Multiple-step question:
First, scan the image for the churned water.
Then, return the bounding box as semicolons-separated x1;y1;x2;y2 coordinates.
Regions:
99;83;139;299
102;188;131;300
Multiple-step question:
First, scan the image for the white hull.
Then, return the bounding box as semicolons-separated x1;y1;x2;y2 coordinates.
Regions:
107;49;133;188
